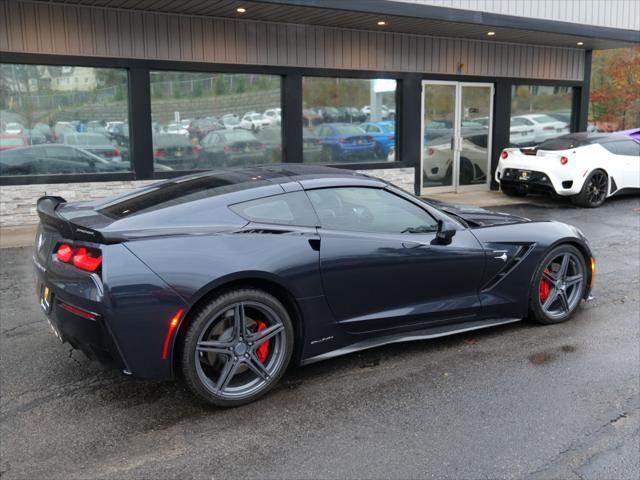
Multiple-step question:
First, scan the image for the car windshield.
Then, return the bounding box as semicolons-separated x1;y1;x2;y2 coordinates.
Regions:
334;125;364;135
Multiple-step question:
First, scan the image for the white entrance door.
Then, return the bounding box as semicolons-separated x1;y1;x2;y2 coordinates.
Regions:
420;81;494;194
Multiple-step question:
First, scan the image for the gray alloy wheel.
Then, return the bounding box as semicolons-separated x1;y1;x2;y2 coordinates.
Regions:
571;169;608;207
181;289;293;407
529;245;586;324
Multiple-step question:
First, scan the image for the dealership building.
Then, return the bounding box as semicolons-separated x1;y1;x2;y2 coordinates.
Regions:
1;0;638;227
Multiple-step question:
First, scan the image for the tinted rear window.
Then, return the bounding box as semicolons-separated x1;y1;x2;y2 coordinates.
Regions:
532;115;559;124
537;137;588;151
99;172;269;219
223;130;256;142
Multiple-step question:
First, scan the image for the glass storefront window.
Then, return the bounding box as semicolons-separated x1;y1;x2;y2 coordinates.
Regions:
509;85;573;147
302;77;397;164
0;64;131;176
150;71;282;171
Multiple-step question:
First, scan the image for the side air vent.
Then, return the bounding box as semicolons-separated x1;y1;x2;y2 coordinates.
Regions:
610;177;618;194
236;228;292;235
481;244;535;292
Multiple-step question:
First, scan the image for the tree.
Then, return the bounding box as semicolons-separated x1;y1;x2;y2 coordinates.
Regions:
590;47;640;129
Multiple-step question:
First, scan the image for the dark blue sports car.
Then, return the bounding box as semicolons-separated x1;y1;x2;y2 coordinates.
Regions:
314;123;375;162
34;165;595;406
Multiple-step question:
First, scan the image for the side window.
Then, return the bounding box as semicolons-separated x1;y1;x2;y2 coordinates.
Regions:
608;139;640;157
230;191;319;227
306;187;438;234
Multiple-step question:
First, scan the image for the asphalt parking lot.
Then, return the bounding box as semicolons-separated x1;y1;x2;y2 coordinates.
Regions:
1;194;639;480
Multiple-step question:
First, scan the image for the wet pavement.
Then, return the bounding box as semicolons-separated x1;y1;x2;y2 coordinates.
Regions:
1;194;639;479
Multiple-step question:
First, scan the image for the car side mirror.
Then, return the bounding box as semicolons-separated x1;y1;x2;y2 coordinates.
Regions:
435;219;456;245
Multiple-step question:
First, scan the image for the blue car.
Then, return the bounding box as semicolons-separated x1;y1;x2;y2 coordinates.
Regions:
360;121;396;158
314;123;375;162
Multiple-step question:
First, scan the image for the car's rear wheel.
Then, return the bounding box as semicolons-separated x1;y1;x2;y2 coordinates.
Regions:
181;289;293;407
571;169;608;208
501;185;527;197
529;245;587;324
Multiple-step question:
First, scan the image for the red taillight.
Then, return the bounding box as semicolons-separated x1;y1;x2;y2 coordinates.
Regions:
104;148;121;158
72;247;102;272
501;150;509;159
57;244;75;263
192;146;202;156
560;156;569;165
366;136;373;143
162;309;184;359
543;126;555;131
427;148;435;155
338;138;351;144
223;144;231;153
154;148;167;158
388;135;395;141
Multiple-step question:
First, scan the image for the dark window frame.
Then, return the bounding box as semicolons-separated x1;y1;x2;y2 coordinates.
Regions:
0;51;586;187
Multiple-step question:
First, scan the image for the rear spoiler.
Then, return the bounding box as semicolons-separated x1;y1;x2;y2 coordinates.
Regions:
36;196;121;244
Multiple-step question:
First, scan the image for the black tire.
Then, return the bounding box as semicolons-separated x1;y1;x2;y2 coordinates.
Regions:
181;289;294;407
374;143;385;159
528;244;587;325
571;169;608;208
501;185;528;197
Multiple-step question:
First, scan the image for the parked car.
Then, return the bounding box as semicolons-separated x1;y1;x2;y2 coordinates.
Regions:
509;116;537;147
153;133;202;170
166;122;189;136
424;120;486;143
546;111;571;125
316;106;343;123
302;128;323;163
255;127;283;163
188;117;223;141
615;128;640;141
314;123;375;162
496;132;640;207
52;122;76;141
263;108;282;126
424;133;488;185
511;114;569;143
239;113;271;131
0;145;126;175
26;123;54;144
0;133;29;151
57;132;123;162
199;129;266;167
339;107;367;123
303;109;323;128
34;164;595;406
361;105;393;120
359;121;396;158
4;122;24;134
221;114;241;129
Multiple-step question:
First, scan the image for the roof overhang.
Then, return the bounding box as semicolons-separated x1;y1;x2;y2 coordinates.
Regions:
40;0;639;49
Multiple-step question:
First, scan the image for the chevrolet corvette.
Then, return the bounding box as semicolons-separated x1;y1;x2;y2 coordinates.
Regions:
34;165;595;406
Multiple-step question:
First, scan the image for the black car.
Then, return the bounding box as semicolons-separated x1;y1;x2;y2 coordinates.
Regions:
0;145;128;175
199;129;266;168
316;106;343;123
255;127;323;163
34;165;594;407
152;133;202;170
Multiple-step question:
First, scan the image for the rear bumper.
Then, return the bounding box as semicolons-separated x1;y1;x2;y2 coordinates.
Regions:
33;256;128;370
495;161;583;196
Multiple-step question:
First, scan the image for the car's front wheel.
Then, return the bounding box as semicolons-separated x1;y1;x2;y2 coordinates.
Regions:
529;245;587;324
571;169;608;208
181;289;293;407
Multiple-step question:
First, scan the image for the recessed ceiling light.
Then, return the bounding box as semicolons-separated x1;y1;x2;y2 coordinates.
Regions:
236;7;246;13
377;21;387;26
577;41;584;46
487;31;496;36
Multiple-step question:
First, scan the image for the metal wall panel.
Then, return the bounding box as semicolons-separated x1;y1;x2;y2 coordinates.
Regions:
1;0;585;81
395;0;640;32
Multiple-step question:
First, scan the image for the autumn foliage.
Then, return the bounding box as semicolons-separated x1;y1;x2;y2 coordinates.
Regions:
590;47;640;130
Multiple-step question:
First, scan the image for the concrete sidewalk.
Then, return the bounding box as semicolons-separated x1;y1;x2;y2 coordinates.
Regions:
0;190;542;248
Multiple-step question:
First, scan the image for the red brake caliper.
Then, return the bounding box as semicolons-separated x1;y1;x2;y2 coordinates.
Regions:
255;320;270;363
539;268;551;303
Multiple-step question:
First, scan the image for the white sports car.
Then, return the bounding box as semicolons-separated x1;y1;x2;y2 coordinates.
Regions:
495;132;640;207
